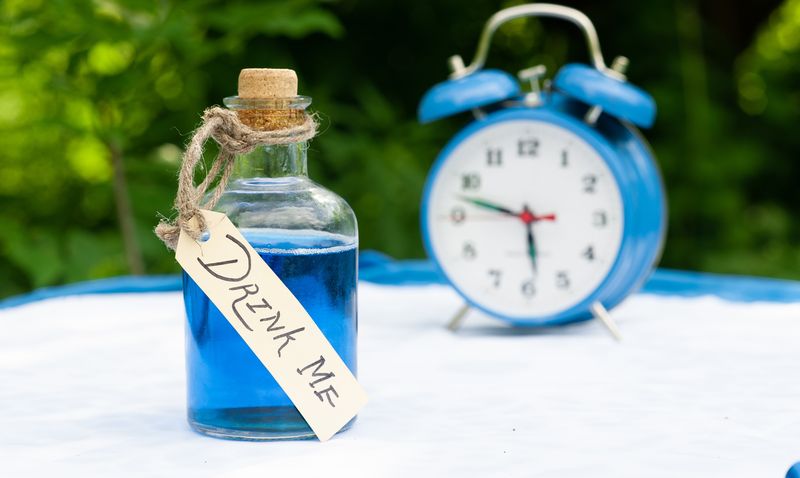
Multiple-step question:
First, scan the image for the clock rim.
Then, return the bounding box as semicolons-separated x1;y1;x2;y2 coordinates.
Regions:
420;107;639;326
592;118;668;313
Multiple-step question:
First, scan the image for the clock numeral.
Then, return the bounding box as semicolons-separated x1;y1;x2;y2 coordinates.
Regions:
517;138;539;157
521;279;536;298
461;173;481;190
486;148;503;166
451;206;466;224
556;271;571;289
462;242;476;260
592;211;607;227
583;245;595;261
582;174;597;193
561;150;568;167
488;269;502;288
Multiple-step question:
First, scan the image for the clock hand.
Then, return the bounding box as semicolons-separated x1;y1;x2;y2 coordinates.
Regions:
519;210;557;223
526;222;537;274
523;204;537;274
458;196;518;217
459;196;558;223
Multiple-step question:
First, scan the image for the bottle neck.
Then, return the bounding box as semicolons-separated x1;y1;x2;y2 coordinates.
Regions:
230;142;308;180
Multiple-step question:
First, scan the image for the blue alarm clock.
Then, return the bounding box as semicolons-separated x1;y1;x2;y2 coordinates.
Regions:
418;4;666;336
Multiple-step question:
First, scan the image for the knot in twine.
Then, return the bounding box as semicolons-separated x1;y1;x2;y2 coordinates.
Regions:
155;106;317;250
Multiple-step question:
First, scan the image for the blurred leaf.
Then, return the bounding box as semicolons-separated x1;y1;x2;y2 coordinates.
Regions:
64;230;126;282
208;2;343;39
0;218;63;288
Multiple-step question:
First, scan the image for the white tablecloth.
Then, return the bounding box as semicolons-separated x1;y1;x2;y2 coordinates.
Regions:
1;284;798;477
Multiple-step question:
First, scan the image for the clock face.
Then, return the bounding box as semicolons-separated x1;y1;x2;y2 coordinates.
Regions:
425;119;625;320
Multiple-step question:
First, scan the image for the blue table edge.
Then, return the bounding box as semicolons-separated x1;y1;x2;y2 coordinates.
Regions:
3;250;800;310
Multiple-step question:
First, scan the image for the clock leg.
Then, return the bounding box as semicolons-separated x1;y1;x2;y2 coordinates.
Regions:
447;303;471;332
590;302;622;341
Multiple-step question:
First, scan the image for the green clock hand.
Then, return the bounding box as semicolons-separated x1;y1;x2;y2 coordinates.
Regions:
524;206;537;274
458;196;517;216
459;196;558;223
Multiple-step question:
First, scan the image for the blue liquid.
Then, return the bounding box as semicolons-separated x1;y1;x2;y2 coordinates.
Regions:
181;231;358;440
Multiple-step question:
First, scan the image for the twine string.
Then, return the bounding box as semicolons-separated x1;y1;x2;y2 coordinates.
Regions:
155;106;317;250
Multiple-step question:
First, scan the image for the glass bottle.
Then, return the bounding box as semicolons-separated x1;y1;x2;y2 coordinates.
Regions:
181;70;358;440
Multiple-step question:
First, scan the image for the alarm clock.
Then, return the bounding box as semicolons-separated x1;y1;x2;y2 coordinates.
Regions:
418;4;666;334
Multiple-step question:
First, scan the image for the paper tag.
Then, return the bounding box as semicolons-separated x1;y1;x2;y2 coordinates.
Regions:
176;210;367;441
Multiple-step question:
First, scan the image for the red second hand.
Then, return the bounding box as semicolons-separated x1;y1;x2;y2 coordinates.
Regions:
519;211;556;224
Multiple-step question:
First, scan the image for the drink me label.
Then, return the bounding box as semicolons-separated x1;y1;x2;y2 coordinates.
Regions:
176;209;367;441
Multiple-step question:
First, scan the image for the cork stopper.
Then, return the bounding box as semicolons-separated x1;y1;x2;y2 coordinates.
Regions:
238;68;298;98
231;68;305;131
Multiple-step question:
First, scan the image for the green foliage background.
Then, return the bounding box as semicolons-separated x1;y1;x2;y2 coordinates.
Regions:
0;0;798;298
